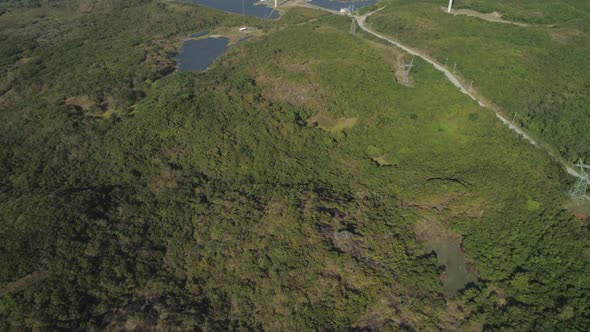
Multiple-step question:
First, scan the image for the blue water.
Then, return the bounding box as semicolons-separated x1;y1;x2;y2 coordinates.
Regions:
185;0;378;19
309;0;377;11
177;0;380;71
186;0;279;19
177;37;230;72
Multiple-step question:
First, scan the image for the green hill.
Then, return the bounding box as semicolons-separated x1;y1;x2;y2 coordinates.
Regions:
370;0;590;162
0;0;588;330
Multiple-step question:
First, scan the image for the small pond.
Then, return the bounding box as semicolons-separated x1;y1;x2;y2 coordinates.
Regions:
176;36;230;72
432;239;478;293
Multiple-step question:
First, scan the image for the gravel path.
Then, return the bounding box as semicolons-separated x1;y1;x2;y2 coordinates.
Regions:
441;7;530;27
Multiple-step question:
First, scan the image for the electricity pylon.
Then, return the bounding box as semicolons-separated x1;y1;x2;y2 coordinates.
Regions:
401;57;414;84
350;17;356;35
570;159;590;205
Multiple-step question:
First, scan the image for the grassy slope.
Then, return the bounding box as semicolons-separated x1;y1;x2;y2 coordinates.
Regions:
456;0;590;25
370;0;590;163
0;0;588;330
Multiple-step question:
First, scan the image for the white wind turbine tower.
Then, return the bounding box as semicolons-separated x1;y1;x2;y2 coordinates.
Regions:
242;0;246;26
240;0;248;31
447;0;453;13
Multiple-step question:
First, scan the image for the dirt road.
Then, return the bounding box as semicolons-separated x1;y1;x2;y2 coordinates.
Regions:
0;271;44;298
441;7;530;27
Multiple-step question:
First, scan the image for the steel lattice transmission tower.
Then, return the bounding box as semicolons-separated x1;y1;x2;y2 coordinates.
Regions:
348;4;357;35
350;17;356;35
570;159;590;205
401;57;414;84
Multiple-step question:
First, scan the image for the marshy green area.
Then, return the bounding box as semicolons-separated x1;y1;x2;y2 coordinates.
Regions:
0;0;588;330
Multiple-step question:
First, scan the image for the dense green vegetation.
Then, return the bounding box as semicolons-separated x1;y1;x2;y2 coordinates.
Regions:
371;0;590;163
0;0;588;330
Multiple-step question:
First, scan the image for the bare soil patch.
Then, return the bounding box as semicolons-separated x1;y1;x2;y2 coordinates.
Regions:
0;271;44;298
66;95;120;118
442;7;530;27
208;26;265;46
307;112;357;134
550;29;584;45
257;72;319;106
284;61;313;74
372;155;393;166
15;57;32;66
65;95;94;112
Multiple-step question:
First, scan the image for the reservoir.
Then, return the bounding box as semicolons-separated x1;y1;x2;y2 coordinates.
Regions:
186;0;279;19
176;37;230;72
176;0;380;72
310;0;377;11
185;0;379;19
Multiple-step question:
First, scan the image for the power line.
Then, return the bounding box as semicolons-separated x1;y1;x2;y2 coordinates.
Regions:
570;159;590;205
401;57;414;85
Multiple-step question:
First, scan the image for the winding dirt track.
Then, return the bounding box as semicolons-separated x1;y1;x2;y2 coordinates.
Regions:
0;271;44;298
441;7;530;27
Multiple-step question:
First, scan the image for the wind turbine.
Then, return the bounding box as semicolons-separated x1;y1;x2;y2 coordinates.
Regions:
240;0;247;31
447;0;453;13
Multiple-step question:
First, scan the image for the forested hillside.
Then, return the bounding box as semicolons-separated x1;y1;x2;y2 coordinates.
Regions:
0;0;588;330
